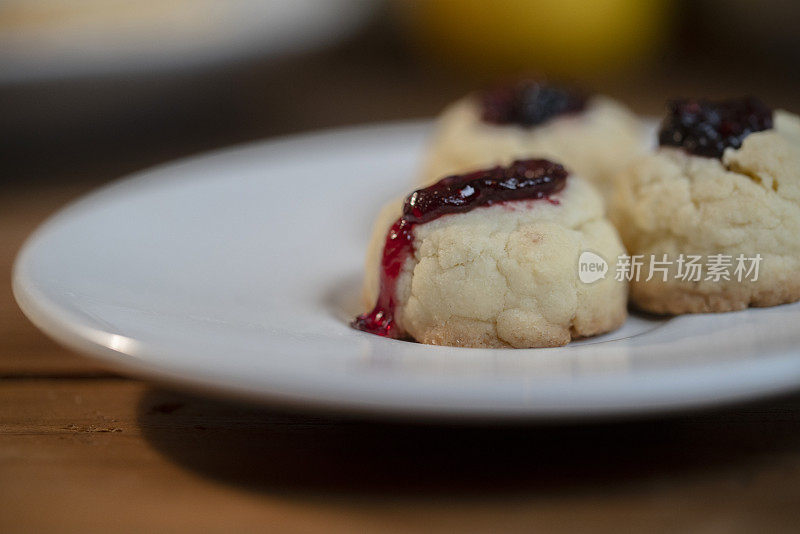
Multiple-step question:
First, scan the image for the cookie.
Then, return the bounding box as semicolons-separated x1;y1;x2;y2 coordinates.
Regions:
611;97;800;314
354;159;627;348
419;79;644;206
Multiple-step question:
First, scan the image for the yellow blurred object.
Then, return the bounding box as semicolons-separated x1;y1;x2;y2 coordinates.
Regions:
402;0;670;78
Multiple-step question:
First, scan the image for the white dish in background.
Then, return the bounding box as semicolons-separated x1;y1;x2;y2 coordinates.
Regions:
0;0;373;83
13;121;800;419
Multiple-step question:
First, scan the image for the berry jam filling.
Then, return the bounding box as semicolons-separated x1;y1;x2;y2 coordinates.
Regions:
658;96;773;159
480;80;587;127
352;159;568;339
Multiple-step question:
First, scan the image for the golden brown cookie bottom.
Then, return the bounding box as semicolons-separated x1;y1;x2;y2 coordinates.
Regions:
630;279;800;315
413;308;628;349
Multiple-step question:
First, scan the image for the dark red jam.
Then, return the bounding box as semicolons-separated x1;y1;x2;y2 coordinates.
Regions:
480;80;587;127
352;159;568;339
658;96;773;159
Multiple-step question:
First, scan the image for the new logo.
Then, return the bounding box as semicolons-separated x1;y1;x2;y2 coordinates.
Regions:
578;251;608;284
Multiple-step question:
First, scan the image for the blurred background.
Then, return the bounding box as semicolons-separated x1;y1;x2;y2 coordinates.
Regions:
2;0;799;188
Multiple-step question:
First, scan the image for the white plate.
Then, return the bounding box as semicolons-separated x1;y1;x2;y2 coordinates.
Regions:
0;0;372;83
13;121;800;419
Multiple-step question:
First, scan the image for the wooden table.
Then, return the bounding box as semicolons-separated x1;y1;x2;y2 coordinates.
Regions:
4;184;800;534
